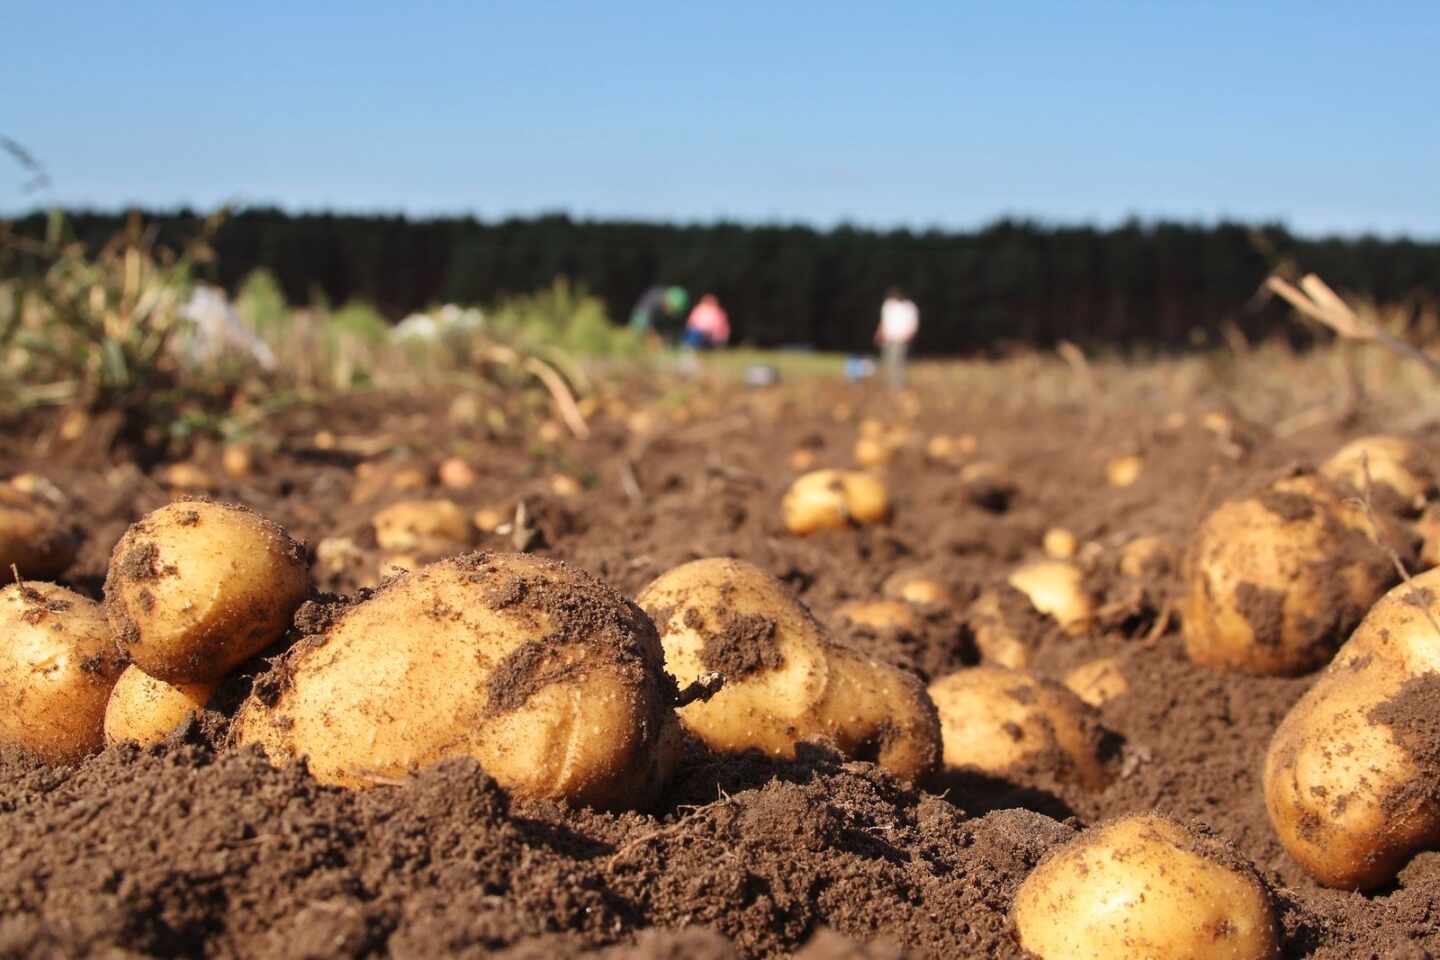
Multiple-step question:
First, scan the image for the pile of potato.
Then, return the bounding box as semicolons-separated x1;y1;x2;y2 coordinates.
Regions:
3;422;1440;958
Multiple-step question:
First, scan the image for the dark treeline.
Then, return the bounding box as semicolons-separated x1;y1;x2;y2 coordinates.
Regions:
13;209;1440;354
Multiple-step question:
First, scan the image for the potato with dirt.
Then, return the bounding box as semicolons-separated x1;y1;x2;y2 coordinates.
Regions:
782;469;889;535
103;665;216;747
1183;473;1398;676
967;561;1093;669
1264;566;1440;890
1321;433;1435;512
234;552;680;808
105;500;311;684
638;557;940;782
1011;814;1280;960
0;581;124;762
0;484;80;580
928;666;1113;791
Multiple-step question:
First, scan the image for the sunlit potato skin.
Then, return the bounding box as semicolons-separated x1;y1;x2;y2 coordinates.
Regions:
782;470;889;535
1264;566;1440;890
234;552;680;809
1183;474;1397;676
104;500;312;684
1007;561;1093;635
1011;814;1281;960
928;667;1113;791
637;557;939;782
1063;656;1129;707
104;665;216;747
0;582;124;762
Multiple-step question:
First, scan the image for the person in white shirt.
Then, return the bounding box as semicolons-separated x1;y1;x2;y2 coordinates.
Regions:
875;287;919;388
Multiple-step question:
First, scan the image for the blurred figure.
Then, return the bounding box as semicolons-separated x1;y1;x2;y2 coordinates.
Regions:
875;287;918;388
684;293;730;348
629;285;689;342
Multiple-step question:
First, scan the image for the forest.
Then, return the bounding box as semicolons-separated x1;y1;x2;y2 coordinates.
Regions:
8;208;1440;354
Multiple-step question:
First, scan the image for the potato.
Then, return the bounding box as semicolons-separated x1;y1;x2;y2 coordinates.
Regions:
0;582;124;762
929;667;1112;790
1063;656;1129;707
1321;434;1434;511
1012;814;1280;960
853;436;894;468
104;665;215;747
1264;566;1440;889
881;569;953;607
1042;527;1078;560
437;456;477;490
372;498;475;554
1417;503;1440;568
234;552;679;808
1008;561;1093;635
1183;473;1397;676
105;500;311;684
835;599;918;633
1106;454;1143;488
782;469;889;535
1119;535;1174;580
637;558;939;781
0;485;79;580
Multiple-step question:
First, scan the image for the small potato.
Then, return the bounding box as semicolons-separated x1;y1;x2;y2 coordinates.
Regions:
1183;474;1396;676
1008;561;1093;636
437;457;477;490
853;436;894;468
1119;535;1174;580
638;558;939;782
835;599;918;633
0;582;124;762
1264;566;1440;889
1321;434;1434;511
788;448;818;472
1106;454;1143;488
1417;503;1440;568
372;499;475;554
104;665;215;747
235;553;680;808
105;500;311;684
881;569;953;607
1012;814;1280;960
1063;656;1129;707
221;443;254;479
967;588;1047;669
158;462;213;491
0;485;80;580
1042;527;1077;560
782;470;889;535
928;667;1112;791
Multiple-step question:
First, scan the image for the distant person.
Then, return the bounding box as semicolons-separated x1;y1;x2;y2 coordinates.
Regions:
629;285;689;342
684;293;730;349
875;287;918;387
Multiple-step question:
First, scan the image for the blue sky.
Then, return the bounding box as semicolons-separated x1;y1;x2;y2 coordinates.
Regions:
5;1;1438;236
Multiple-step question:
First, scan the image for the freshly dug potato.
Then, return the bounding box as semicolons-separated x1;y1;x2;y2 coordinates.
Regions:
1417;502;1440;568
881;569;953;607
1012;814;1280;960
1106;454;1143;488
638;558;939;781
0;485;79;580
1119;535;1174;580
928;667;1112;790
234;552;680;808
372;498;475;554
105;500;311;684
1264;566;1440;889
1042;527;1077;560
835;599;918;633
1063;656;1129;707
853;436;894;468
782;469;889;535
104;665;215;747
1008;561;1093;635
1321;434;1434;511
0;582;124;762
1183;473;1397;676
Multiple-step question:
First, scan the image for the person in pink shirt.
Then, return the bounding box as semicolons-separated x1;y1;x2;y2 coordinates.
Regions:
684;293;730;348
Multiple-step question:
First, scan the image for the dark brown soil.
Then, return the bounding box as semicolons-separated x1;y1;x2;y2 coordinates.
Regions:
3;378;1440;957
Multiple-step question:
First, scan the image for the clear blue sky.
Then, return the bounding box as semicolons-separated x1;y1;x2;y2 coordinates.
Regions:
6;1;1438;237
